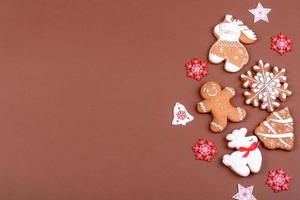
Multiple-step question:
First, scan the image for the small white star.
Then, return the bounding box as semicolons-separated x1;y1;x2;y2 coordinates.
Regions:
249;2;271;23
233;184;256;200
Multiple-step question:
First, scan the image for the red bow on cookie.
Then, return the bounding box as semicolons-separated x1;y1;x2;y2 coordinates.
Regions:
238;142;259;158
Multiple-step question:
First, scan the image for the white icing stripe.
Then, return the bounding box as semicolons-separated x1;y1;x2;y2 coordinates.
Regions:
272;111;293;128
270;118;293;124
256;132;294;138
264;121;290;147
211;122;223;130
237;107;243;120
225;87;235;95
263;121;276;134
198;102;207;112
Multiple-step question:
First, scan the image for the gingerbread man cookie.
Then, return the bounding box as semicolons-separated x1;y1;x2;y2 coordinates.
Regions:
209;15;257;72
197;81;247;132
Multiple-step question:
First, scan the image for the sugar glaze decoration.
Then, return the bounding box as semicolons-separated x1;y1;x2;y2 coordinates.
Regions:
209;15;257;72
222;128;262;177
241;60;292;112
249;2;271;23
172;102;194;126
233;184;257;200
255;107;294;150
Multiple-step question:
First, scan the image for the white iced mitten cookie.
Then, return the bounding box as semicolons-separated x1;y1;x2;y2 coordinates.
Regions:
172;102;194;126
222;128;262;177
209;15;257;72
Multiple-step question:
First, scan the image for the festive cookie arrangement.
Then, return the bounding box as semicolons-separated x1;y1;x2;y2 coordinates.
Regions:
171;2;294;198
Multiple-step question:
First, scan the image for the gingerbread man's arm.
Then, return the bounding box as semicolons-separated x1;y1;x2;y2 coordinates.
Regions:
221;87;236;100
197;99;212;113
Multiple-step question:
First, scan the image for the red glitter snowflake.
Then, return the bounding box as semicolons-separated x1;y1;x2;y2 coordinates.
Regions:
185;58;208;81
176;110;186;120
192;139;217;161
266;168;291;192
271;33;292;55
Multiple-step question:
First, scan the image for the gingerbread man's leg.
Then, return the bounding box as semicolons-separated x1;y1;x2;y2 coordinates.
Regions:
210;115;228;133
227;107;247;122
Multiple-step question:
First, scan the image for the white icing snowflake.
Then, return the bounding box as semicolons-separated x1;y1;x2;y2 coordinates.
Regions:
241;60;292;112
199;144;211;156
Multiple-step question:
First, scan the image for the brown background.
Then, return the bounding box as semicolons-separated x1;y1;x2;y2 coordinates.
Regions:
0;0;299;199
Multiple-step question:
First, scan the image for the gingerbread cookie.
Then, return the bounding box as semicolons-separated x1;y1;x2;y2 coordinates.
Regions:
209;15;257;72
241;60;292;112
255;107;294;150
223;128;262;177
197;81;246;133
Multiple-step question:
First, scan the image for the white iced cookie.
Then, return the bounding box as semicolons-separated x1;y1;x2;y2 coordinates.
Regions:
172;102;194;126
222;128;262;177
209;15;257;72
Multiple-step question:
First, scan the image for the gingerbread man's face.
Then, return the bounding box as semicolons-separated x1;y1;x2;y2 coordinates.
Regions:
201;81;221;99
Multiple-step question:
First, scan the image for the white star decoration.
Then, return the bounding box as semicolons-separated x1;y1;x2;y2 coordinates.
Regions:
249;2;271;23
233;184;256;200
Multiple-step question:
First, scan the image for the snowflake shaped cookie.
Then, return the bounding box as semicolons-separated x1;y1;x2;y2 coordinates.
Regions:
266;168;291;192
192;139;217;161
241;60;292;112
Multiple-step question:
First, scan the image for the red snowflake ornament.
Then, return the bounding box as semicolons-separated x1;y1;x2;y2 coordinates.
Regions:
271;33;292;55
192;139;217;161
266;168;291;192
185;58;208;81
